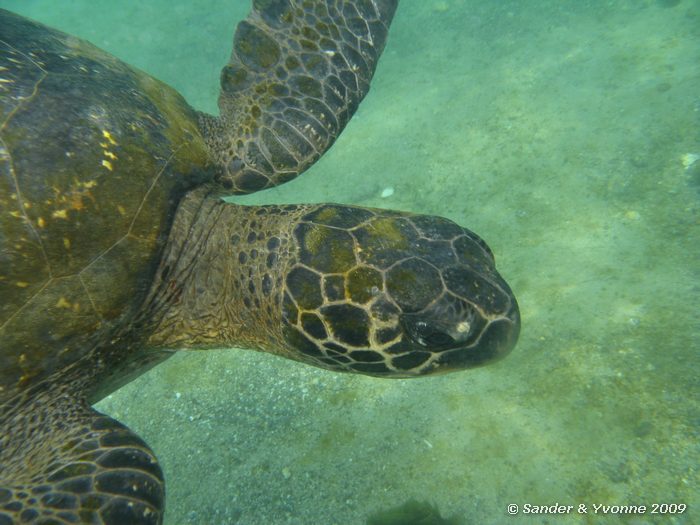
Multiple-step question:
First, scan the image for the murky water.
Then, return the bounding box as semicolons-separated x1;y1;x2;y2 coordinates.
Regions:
3;1;698;523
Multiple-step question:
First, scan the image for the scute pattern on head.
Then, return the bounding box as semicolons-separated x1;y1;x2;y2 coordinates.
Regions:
144;196;517;381
280;204;519;377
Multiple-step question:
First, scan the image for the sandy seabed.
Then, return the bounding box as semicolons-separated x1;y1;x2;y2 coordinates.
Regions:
4;0;699;523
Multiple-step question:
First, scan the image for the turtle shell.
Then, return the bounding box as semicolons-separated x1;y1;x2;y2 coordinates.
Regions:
0;10;211;402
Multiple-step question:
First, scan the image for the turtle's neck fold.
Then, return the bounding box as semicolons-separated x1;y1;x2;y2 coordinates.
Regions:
143;186;311;357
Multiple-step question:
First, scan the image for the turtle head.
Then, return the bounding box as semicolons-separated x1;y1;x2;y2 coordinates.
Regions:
280;205;520;377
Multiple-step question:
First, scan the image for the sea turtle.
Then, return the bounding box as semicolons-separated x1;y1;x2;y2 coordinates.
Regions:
0;1;520;523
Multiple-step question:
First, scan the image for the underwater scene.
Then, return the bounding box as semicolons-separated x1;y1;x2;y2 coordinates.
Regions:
2;0;698;523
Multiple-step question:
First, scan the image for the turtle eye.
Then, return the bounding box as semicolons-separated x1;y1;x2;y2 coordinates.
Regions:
402;319;457;351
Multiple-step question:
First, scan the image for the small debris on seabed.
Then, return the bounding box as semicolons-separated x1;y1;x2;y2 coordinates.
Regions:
681;152;699;169
381;186;394;198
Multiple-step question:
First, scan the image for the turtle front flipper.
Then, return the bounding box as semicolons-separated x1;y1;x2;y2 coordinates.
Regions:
0;390;164;525
200;0;399;193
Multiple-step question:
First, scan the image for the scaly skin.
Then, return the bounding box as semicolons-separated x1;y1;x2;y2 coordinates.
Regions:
146;189;519;377
200;0;399;192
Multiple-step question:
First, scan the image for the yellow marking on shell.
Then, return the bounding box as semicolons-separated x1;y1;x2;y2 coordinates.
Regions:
52;209;69;219
102;129;118;145
56;297;71;309
63;237;71;249
68;191;90;211
117;205;126;216
104;151;118;160
101;159;113;171
15;281;29;288
22;201;31;209
9;210;22;218
37;216;46;227
18;354;26;364
83;180;98;189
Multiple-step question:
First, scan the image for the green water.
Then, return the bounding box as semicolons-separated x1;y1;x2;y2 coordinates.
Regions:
3;0;698;523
